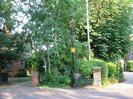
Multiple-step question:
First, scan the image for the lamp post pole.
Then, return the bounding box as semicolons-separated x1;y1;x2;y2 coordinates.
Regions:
86;0;91;61
69;19;76;88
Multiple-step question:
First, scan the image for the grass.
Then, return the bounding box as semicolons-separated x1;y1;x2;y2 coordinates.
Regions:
38;84;70;89
8;76;31;84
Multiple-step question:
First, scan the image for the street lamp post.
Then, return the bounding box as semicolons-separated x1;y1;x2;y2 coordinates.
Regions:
69;19;76;88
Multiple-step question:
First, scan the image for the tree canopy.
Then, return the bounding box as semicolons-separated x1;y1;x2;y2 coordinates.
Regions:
78;0;132;61
0;0;132;73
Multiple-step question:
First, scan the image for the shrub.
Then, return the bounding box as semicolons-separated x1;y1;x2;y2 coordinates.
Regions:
89;59;108;84
76;58;93;86
77;58;108;85
76;75;93;87
115;63;124;82
127;60;133;72
107;62;124;82
106;62;124;83
107;62;116;78
40;71;70;87
77;58;92;79
15;69;27;77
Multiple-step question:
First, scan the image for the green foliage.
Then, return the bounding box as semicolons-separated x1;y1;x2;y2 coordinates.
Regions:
25;51;41;71
77;0;132;61
127;60;133;72
1;0;128;87
106;62;124;82
0;0;14;30
107;62;116;78
115;64;124;82
40;71;70;87
76;76;93;87
15;69;27;77
0;0;26;70
0;32;26;71
77;58;91;79
31;58;39;71
76;58;108;85
91;0;132;61
75;58;93;87
89;59;108;84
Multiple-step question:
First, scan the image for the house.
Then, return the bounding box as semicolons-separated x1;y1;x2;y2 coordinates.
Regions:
6;59;25;76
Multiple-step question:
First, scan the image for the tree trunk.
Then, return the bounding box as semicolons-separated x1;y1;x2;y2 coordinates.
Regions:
46;43;51;73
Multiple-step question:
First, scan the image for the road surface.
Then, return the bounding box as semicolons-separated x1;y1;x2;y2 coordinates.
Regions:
0;72;133;99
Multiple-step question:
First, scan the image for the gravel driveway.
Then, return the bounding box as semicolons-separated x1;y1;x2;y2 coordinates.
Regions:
0;72;133;99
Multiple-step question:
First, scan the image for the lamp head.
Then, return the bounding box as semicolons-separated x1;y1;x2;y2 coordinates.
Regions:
69;19;75;28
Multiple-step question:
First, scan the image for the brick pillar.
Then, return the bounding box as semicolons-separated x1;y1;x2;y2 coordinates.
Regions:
12;61;21;76
92;67;101;87
32;71;39;86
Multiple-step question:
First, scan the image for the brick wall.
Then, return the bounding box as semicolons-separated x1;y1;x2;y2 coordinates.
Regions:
12;60;21;76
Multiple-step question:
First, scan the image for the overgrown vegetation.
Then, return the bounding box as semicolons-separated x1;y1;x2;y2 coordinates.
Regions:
0;0;132;87
107;62;124;83
0;0;26;71
15;69;27;77
89;0;132;61
107;62;116;78
127;60;133;72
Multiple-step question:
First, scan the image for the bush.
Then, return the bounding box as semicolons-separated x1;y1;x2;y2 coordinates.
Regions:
15;69;27;77
77;58;108;85
115;64;124;82
127;60;133;72
40;71;70;87
76;58;93;87
107;62;116;78
77;58;92;79
107;62;124;82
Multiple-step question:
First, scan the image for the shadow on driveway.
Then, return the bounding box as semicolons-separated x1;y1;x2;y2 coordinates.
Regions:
1;72;133;99
0;85;133;99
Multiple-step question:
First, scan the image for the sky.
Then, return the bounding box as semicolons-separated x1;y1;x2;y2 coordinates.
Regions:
12;0;29;33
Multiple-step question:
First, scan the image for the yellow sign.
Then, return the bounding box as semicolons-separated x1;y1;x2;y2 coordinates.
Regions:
71;47;76;53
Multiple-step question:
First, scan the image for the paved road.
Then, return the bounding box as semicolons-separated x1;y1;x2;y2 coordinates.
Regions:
0;72;133;99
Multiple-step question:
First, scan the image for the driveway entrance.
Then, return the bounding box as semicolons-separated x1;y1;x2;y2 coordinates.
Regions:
0;72;133;99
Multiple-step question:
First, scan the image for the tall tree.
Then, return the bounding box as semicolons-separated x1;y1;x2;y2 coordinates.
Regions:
78;0;132;61
0;0;26;71
23;0;86;73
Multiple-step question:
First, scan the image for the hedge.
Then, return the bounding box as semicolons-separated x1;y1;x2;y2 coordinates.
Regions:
89;59;108;84
127;60;133;72
115;63;124;82
107;62;116;78
76;58;108;86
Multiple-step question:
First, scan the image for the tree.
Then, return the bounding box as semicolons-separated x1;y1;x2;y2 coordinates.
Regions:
78;0;132;61
0;0;26;71
22;0;86;73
